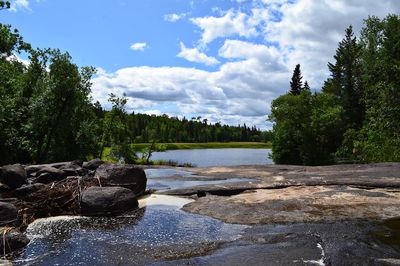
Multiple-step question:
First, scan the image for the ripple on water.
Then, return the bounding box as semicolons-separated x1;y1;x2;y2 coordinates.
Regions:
15;201;247;265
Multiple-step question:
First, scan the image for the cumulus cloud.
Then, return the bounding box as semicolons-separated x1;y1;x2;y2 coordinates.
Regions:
177;42;220;66
92;0;400;129
190;9;259;45
130;42;147;51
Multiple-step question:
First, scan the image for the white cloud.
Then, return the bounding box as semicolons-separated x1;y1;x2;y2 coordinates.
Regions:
177;42;220;66
130;42;147;51
9;0;30;11
92;0;400;130
164;13;187;22
265;0;400;87
190;9;259;45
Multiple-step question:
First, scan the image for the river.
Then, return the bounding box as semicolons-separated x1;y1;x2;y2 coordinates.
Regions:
151;148;273;167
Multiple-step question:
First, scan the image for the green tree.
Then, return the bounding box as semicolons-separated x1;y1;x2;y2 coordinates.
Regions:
323;26;364;129
289;64;303;95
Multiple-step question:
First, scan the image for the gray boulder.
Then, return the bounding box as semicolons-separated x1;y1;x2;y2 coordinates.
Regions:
0;202;18;226
80;186;138;216
83;158;104;171
0;164;27;189
95;164;147;195
0;227;29;254
35;166;65;184
59;162;89;176
13;183;46;197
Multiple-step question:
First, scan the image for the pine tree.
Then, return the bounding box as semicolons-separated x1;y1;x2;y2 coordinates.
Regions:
303;81;310;91
323;25;364;128
289;64;303;95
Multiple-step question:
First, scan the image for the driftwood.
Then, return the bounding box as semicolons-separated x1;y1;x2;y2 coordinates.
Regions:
14;177;99;230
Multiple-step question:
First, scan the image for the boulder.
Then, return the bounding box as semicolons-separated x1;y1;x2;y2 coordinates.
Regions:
0;164;27;190
0;202;18;226
95;164;147;195
80;186;138;216
83;158;104;171
0;183;10;193
13;183;46;197
34;166;65;184
59;162;89;177
0;227;29;254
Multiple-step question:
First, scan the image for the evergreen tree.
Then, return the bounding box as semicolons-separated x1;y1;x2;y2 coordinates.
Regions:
303;81;310;91
289;64;303;95
323;25;364;128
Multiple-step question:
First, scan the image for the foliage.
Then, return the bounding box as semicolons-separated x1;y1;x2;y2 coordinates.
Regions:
0;24;100;164
270;91;343;165
270;14;400;165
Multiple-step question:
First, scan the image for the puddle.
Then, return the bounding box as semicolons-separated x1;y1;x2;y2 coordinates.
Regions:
138;194;193;209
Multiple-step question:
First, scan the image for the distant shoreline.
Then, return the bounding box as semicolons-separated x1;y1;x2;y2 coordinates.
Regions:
132;142;272;151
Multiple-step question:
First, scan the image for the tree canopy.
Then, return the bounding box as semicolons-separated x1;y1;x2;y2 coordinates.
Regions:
270;14;400;165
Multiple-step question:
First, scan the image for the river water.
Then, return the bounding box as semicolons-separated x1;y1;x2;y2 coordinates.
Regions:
151;148;273;167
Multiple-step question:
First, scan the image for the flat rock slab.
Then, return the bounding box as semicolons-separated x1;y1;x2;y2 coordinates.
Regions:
183;185;400;224
154;163;400;224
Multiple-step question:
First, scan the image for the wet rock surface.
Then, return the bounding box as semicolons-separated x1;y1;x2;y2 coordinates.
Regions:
0;202;18;226
0;227;30;254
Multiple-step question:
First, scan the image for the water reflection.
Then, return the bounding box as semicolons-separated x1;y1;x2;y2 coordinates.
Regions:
16;202;246;265
145;168;255;192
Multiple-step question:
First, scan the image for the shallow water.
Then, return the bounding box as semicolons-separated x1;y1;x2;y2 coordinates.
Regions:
151;148;273;167
13;197;247;265
145;168;256;192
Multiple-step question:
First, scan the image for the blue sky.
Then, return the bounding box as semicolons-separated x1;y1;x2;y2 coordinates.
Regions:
2;0;400;129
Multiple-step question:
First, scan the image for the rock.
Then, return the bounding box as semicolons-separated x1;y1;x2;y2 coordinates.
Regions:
59;162;89;177
83;158;104;171
0;202;18;226
0;227;29;254
0;164;27;190
13;183;46;197
95;164;147;195
0;183;10;193
80;186;138;216
34;166;65;184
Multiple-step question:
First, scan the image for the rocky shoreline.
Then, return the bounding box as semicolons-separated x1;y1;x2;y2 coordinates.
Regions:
0;159;147;255
2;162;400;264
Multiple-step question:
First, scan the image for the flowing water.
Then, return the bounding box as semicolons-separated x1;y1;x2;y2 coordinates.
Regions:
145;168;256;192
13;195;247;265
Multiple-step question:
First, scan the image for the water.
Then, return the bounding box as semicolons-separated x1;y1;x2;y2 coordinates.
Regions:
145;168;256;192
14;196;247;265
151;148;272;167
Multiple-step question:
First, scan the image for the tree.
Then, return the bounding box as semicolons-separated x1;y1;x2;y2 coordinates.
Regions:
303;81;310;91
289;64;303;95
323;25;364;129
0;1;10;10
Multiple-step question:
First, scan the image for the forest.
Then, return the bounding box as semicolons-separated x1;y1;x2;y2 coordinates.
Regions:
269;14;400;165
0;21;267;165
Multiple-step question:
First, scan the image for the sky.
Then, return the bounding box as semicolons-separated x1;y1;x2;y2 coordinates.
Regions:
2;0;400;129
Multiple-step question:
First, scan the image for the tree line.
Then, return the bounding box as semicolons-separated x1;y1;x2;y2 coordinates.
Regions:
269;14;400;165
0;23;268;165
